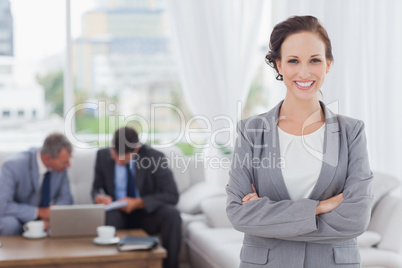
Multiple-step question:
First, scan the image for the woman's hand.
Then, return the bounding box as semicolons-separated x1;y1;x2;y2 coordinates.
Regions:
316;193;344;215
242;184;261;204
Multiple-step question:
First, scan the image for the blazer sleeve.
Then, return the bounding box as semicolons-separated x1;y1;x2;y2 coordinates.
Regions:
226;121;320;238
0;161;37;223
278;121;373;244
53;171;74;205
91;149;108;201
141;153;179;213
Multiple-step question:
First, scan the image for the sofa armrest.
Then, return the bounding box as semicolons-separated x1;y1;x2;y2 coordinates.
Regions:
357;231;382;248
360;247;402;268
371;171;400;211
368;194;402;253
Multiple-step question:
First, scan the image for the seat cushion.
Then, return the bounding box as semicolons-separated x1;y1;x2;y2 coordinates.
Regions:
68;148;97;204
201;196;232;228
360;247;402;268
155;146;190;193
371;171;399;210
368;195;402;252
357;231;381;248
186;221;242;268
178;182;225;214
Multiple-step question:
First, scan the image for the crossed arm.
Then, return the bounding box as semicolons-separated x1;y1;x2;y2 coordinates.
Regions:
243;184;344;216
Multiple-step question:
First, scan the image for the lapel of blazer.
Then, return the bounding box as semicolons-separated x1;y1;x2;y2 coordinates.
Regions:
104;150;116;198
263;101;292;200
29;148;40;193
134;145;146;192
308;102;340;200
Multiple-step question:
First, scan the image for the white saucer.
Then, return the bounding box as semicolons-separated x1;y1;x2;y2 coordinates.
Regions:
22;231;47;239
93;236;120;245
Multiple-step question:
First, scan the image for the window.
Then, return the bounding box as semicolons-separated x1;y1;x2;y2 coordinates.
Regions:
0;0;65;150
0;0;270;153
71;0;186;146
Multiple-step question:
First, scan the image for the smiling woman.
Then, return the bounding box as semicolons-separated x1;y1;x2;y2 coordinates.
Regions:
226;15;373;268
276;31;331;107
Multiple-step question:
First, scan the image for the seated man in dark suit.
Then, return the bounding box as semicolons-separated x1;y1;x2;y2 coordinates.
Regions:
0;133;74;235
92;126;181;268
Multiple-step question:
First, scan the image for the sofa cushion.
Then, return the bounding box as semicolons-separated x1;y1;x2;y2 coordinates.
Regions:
155;146;191;193
68;148;97;204
201;196;232;228
368;195;402;252
357;231;381;248
214;243;243;268
186;221;242;268
179;213;206;263
177;182;225;214
371;171;399;210
360;247;402;268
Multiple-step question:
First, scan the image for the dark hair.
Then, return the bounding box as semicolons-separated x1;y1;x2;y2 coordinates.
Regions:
265;15;333;81
112;127;139;155
41;133;72;158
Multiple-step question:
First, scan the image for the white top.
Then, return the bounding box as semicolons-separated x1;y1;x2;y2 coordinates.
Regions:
278;124;325;200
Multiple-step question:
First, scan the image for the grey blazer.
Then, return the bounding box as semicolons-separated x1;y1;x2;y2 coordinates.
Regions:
0;148;73;223
226;101;373;268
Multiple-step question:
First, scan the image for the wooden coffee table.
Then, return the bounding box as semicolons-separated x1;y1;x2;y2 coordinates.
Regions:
0;229;166;268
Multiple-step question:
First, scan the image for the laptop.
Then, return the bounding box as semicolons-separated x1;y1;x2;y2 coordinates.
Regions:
49;204;105;237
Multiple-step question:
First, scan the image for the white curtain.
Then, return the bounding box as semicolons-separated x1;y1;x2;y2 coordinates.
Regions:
270;0;402;183
166;0;266;147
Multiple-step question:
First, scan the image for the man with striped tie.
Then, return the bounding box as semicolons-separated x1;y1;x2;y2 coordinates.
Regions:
0;133;73;235
92;126;181;268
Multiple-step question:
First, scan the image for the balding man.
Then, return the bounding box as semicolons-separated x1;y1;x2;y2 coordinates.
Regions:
0;133;74;236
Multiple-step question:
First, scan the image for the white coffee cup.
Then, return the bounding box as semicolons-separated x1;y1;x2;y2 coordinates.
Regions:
23;220;45;236
96;225;116;241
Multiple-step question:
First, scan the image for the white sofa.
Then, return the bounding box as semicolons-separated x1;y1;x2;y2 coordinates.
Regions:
184;172;402;268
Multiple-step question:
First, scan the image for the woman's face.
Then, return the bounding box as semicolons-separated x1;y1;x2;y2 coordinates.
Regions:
276;31;332;102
